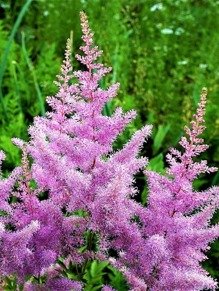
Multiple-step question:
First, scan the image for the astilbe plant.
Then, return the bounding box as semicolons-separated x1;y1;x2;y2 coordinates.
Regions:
0;12;218;291
137;88;219;290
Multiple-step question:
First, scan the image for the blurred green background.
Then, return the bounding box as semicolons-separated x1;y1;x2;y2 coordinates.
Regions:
0;0;218;287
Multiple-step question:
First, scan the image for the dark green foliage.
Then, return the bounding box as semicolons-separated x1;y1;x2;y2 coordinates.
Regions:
1;276;18;291
0;3;61;168
60;259;128;291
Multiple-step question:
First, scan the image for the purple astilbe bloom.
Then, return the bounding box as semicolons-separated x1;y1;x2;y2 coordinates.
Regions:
137;88;219;290
0;144;84;288
27;11;152;279
0;220;40;278
0;151;21;213
23;278;83;291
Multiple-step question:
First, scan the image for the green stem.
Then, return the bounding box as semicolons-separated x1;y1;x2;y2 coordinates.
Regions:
11;61;22;113
21;32;45;116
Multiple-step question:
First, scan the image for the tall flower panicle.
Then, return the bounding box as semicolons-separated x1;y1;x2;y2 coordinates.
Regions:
167;88;217;179
8;11;151;289
28;10;151;236
138;88;219;290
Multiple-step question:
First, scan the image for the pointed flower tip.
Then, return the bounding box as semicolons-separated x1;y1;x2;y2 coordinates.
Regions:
143;124;153;137
183;87;208;146
80;11;87;20
80;11;90;32
201;87;207;97
12;138;25;149
66;37;72;55
199;87;207;113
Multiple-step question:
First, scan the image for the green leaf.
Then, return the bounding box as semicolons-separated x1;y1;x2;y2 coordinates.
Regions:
141;187;148;206
147;153;165;173
91;261;108;277
107;265;128;291
0;209;8;217
153;124;170;155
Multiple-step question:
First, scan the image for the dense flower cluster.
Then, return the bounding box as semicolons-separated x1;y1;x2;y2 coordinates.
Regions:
0;12;218;291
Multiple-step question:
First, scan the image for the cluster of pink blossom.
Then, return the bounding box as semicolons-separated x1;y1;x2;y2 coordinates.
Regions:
0;12;218;291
